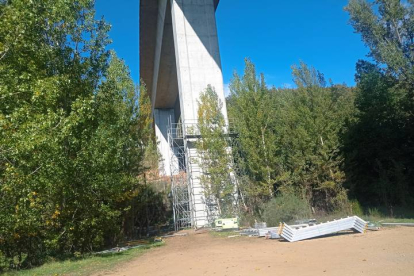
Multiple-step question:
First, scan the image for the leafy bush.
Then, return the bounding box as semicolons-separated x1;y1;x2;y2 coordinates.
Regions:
0;0;156;270
262;193;311;226
239;211;257;228
368;208;382;218
350;200;364;216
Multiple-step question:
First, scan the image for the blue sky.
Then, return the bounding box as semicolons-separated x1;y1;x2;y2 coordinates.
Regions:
95;0;369;90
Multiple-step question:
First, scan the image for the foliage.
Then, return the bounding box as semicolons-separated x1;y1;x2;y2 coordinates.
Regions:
0;0;157;270
1;0;414;271
196;85;235;217
262;192;311;226
228;60;355;215
228;59;278;201
350;200;364;217
229;0;414;220
277;63;355;212
123;184;168;239
344;0;414;210
346;0;414;85
228;59;279;213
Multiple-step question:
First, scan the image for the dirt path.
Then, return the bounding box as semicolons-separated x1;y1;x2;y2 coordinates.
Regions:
97;227;414;276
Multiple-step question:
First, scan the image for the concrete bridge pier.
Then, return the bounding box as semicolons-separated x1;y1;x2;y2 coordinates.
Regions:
140;0;228;228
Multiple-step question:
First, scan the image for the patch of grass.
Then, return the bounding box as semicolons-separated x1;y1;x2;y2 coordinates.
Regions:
210;230;240;238
314;212;414;227
3;242;164;276
364;217;414;224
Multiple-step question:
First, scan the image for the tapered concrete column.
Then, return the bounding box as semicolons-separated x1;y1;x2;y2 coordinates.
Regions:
170;0;228;123
140;0;227;229
170;0;228;228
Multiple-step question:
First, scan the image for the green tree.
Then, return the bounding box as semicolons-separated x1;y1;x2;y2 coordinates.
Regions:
344;0;414;210
346;0;414;85
0;0;153;269
228;59;279;213
197;85;235;217
228;60;355;215
277;63;355;212
0;0;111;267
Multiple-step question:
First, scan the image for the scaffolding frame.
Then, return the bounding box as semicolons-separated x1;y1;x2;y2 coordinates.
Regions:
168;119;191;231
168;118;239;231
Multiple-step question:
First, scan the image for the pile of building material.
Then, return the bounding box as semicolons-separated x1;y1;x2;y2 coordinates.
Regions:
258;227;279;237
279;216;368;242
262;224;313;239
96;244;145;254
240;223;312;238
240;222;268;236
240;228;259;236
268;230;280;239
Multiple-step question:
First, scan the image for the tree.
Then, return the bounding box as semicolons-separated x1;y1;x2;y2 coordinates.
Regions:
228;60;355;215
344;0;414;210
277;62;355;212
228;59;279;213
346;0;414;86
0;0;153;269
196;85;235;217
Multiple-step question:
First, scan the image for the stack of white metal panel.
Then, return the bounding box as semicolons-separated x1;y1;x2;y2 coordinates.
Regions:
279;216;367;242
259;224;310;238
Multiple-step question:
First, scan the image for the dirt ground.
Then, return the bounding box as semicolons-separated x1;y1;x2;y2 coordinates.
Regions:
98;227;414;276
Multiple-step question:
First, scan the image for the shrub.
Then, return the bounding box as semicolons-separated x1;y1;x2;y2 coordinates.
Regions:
239;211;257;228
262;192;311;226
368;208;382;218
350;200;364;216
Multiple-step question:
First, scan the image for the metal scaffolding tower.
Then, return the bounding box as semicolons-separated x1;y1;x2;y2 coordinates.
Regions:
168;120;190;231
168;119;238;231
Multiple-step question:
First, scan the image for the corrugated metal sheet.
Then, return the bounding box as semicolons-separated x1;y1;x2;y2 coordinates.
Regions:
279;216;368;242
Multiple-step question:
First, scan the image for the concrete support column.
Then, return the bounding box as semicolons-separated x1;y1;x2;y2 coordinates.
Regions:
170;0;228;123
154;109;177;176
151;0;168;110
170;0;228;227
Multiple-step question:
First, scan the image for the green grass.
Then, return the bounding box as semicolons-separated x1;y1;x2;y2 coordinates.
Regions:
314;212;414;227
375;218;414;222
209;229;241;238
3;242;164;276
364;217;414;224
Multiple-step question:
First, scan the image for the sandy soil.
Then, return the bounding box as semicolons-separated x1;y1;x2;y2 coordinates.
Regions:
97;227;414;276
